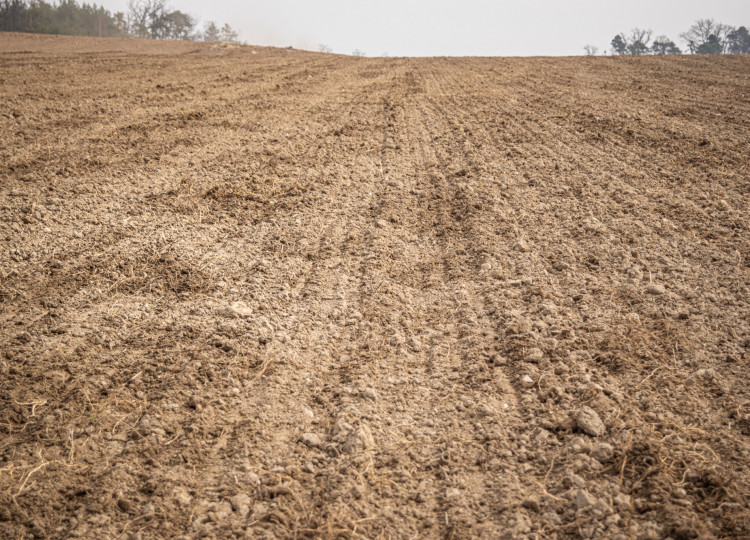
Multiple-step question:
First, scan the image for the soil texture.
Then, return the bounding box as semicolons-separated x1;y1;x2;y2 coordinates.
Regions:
1;33;750;539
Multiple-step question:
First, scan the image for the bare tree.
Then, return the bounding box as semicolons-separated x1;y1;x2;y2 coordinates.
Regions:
610;29;652;55
219;23;238;43
163;10;195;40
127;0;150;38
203;20;220;42
611;34;627;55
318;44;332;53
651;36;681;55
627;28;652;55
352;49;366;57
680;19;733;53
583;44;599;56
146;0;169;40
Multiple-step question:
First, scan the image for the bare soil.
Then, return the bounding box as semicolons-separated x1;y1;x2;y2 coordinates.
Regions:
1;33;749;539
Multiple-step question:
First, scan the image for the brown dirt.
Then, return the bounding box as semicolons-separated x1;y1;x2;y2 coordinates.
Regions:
1;32;749;539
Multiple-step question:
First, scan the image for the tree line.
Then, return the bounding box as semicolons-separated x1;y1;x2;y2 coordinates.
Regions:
0;0;240;43
594;19;749;56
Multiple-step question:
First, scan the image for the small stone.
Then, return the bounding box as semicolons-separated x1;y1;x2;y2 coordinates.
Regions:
116;499;131;513
525;348;544;363
138;415;152;431
566;472;586;488
591;442;614;463
230;494;251;518
515;238;530;252
575;489;598;510
576;407;605;437
477;405;494;417
646;284;666;295
299;433;324;448
218;301;253;318
375;219;388;228
583;219;603;233
359;388;378;401
243;471;260;485
209;501;232;522
445;487;461;500
407;336;422;352
606;513;621;526
15;331;32;344
87;514;111;526
538;418;556;430
303;462;315;474
188;395;202;411
342;424;375;454
505;317;532;335
350;484;365;499
521;374;535;387
173;487;192;506
624;313;641;326
522;496;540;511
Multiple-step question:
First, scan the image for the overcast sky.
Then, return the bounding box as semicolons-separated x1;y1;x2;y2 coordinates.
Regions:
96;0;749;56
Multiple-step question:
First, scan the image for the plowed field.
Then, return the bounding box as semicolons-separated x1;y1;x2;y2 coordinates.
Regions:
1;33;749;539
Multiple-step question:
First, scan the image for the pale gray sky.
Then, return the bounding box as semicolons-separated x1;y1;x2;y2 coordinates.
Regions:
97;0;749;56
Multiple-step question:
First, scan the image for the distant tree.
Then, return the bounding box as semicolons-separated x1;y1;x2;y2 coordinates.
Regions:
0;0;27;32
726;26;750;54
696;34;724;55
10;0;126;37
583;44;599;56
219;22;238;43
318;43;332;53
352;49;365;57
627;28;652;55
611;34;627;55
113;10;127;35
162;10;194;40
0;0;192;38
145;0;169;39
127;0;149;37
681;19;733;53
202;20;219;42
611;29;652;55
651;36;681;55
125;0;197;40
25;0;54;33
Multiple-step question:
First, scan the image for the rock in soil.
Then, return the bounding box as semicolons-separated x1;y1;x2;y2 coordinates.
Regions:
576;407;606;437
342;425;375;454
